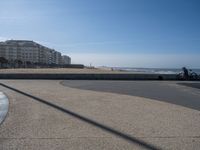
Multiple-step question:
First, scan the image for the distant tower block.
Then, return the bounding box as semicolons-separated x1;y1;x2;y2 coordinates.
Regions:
62;55;71;65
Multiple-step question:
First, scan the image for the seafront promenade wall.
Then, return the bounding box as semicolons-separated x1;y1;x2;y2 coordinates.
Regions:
0;73;177;80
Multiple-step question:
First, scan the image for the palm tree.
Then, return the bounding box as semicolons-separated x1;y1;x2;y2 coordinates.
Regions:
18;60;23;68
0;57;8;68
26;61;32;68
14;59;23;68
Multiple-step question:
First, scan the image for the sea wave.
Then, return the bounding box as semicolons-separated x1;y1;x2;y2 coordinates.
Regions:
112;68;200;74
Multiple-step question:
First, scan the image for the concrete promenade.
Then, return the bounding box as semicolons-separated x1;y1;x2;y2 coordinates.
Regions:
0;80;199;149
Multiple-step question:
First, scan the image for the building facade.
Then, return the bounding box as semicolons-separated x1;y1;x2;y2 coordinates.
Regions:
0;40;71;65
62;55;71;65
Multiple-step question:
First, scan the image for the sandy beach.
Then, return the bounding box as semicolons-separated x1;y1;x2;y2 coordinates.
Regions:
0;68;124;74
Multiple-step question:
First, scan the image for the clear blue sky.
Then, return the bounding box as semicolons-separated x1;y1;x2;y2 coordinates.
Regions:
0;0;200;68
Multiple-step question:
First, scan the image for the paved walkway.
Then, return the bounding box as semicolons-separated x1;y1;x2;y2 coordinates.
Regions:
0;80;199;150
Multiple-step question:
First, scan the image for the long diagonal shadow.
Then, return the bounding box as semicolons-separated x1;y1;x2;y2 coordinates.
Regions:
0;83;161;150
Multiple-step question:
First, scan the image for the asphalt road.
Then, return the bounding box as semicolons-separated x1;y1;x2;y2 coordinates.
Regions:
61;80;200;111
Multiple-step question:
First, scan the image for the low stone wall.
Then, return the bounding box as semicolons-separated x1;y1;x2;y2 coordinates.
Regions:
0;73;177;80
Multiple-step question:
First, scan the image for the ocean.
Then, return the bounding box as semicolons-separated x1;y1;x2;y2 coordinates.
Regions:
113;67;200;74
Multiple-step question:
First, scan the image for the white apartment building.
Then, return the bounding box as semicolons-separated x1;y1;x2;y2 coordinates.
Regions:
0;40;70;65
62;55;71;65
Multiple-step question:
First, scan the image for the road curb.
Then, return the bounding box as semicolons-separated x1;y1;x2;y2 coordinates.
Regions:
0;92;9;125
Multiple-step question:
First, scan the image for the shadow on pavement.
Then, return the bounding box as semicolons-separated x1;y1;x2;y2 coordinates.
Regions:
0;83;160;150
61;80;200;111
177;83;200;89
